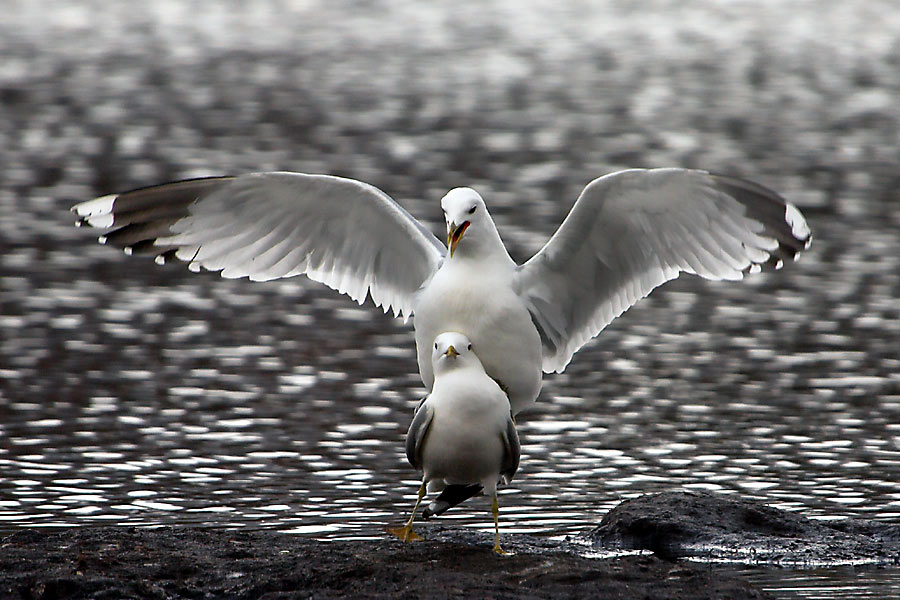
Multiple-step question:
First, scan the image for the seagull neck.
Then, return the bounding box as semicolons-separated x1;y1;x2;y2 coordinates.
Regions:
434;355;485;378
433;361;460;377
450;229;514;268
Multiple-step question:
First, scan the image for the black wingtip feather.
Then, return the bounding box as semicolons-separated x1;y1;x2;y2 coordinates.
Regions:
108;176;235;217
82;176;238;261
100;218;184;249
710;172;811;268
421;484;483;519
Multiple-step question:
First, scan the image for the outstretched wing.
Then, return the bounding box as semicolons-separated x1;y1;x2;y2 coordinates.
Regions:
514;168;811;373
73;172;446;318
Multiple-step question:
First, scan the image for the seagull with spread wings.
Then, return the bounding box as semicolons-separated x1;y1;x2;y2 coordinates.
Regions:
73;168;811;415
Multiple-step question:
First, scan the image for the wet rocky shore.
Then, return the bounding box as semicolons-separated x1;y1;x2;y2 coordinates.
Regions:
3;492;897;600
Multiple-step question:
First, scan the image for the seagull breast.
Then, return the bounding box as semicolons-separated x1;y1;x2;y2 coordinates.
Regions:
414;258;543;416
420;368;514;493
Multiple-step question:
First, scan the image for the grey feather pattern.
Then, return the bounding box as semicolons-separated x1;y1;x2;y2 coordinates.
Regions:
405;402;434;472
501;415;520;483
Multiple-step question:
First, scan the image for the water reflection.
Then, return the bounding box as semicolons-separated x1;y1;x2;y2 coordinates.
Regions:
3;345;900;540
738;567;900;599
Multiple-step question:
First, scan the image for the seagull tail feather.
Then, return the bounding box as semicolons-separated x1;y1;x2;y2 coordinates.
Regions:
421;484;483;519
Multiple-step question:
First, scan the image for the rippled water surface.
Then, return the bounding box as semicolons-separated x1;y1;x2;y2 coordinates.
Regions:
6;212;899;540
2;1;900;597
4;199;900;600
741;567;900;599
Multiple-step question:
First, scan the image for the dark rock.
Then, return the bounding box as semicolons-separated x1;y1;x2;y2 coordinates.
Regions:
588;491;900;566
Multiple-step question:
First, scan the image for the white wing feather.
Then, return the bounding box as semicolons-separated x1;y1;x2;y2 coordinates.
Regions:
514;168;811;373
73;172;446;319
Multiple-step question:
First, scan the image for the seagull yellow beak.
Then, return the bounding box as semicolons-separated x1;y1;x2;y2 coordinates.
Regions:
444;345;459;358
447;221;470;257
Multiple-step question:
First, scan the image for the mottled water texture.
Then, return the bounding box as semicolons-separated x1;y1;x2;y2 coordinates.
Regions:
1;1;900;597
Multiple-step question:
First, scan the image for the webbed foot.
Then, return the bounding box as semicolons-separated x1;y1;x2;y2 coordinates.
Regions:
386;524;424;543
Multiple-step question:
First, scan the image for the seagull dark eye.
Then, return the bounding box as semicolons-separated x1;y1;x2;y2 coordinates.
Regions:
467;343;472;351
468;206;476;215
434;342;438;349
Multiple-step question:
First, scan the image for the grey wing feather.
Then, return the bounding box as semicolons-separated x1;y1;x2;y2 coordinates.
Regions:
514;168;812;373
500;415;520;483
405;401;434;472
73;172;446;319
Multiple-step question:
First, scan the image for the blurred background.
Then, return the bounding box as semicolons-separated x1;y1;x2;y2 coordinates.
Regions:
1;0;899;578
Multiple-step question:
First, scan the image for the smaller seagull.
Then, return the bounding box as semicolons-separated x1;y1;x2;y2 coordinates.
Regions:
388;332;519;555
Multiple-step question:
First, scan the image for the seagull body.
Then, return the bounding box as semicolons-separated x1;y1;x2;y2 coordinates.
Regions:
414;334;519;495
413;208;542;415
73;168;812;416
387;332;519;553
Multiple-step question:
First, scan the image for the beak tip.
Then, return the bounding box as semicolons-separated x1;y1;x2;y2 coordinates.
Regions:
447;221;470;257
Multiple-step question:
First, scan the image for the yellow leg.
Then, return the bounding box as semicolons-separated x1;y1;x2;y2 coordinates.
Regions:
492;494;510;555
386;483;426;542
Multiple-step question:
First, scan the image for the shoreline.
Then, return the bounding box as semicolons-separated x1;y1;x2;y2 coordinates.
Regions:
4;492;897;600
0;527;764;600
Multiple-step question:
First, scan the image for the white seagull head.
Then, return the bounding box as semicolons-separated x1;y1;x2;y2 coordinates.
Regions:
441;187;489;258
431;331;482;374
